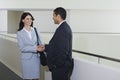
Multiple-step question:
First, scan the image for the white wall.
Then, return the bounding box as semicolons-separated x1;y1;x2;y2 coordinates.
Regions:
9;9;120;33
73;33;120;60
1;0;120;10
7;11;23;33
2;9;120;33
0;10;7;32
70;10;120;33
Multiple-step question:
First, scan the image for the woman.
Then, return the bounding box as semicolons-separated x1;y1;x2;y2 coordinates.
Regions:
17;12;44;80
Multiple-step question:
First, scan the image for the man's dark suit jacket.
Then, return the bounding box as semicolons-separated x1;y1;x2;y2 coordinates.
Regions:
45;21;72;70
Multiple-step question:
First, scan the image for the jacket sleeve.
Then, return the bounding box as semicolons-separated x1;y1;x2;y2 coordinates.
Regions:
17;32;37;53
45;29;70;66
53;31;70;66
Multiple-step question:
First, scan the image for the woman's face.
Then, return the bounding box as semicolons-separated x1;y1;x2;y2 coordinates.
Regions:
22;15;33;26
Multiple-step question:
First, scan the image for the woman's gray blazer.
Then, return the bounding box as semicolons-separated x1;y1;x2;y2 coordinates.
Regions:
17;27;42;79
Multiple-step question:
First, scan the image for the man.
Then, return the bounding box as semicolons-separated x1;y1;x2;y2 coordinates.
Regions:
45;7;74;80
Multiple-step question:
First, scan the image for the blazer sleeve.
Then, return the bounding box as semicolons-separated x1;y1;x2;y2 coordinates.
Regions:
53;31;70;66
45;29;70;66
17;32;37;53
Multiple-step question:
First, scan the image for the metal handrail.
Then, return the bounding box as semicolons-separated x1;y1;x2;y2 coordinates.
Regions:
72;49;120;63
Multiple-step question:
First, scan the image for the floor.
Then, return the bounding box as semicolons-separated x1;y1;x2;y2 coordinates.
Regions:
0;62;22;80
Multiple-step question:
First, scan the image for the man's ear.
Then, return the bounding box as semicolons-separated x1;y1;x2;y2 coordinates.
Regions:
57;14;61;19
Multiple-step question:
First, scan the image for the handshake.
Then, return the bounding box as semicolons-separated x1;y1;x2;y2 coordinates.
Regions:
37;45;45;52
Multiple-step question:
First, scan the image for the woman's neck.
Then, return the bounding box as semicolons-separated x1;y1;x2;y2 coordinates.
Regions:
24;26;31;31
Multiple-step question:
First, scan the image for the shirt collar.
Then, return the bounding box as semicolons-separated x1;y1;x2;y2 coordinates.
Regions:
23;27;33;32
57;20;65;28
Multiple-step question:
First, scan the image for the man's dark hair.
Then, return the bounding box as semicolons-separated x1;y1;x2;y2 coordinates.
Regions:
54;7;66;20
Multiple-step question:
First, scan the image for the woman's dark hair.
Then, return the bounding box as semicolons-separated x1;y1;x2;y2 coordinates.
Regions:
54;7;66;20
18;12;34;31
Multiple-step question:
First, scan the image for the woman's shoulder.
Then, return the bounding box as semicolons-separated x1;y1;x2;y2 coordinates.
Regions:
17;29;24;35
17;30;22;34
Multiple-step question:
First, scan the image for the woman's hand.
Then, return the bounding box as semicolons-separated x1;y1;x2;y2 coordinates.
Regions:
37;45;45;52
